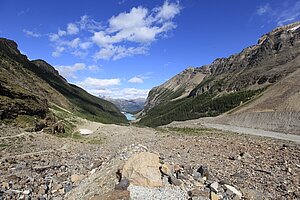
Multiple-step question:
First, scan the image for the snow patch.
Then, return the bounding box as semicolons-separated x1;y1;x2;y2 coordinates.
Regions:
79;129;93;135
289;25;300;31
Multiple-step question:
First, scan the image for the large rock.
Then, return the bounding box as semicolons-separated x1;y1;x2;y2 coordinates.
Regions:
122;152;162;187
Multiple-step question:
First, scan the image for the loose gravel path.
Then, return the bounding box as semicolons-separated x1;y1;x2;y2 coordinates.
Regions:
203;123;300;143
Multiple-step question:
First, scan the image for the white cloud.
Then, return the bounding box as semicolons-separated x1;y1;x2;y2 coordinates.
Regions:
93;45;147;60
55;63;102;78
67;23;79;35
256;3;271;16
78;15;103;32
92;1;181;60
128;76;144;83
55;63;86;78
71;50;88;58
88;65;101;71
79;41;93;49
256;1;300;26
77;77;121;89
23;29;41;37
47;1;181;60
155;0;181;21
128;73;152;83
52;46;65;57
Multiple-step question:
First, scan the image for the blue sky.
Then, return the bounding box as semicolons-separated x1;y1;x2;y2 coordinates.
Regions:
1;0;300;99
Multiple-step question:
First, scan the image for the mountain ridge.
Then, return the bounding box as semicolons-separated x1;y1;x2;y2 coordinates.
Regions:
0;38;127;129
139;21;300;130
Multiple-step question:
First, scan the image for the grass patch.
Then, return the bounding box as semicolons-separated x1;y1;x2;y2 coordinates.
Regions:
156;126;238;137
0;143;8;148
15;115;38;129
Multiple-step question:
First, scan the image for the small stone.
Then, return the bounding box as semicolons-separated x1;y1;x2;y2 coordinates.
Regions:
23;190;30;195
38;188;46;195
210;182;219;193
115;178;130;190
59;188;65;195
197;166;209;179
160;163;172;176
168;176;182;186
2;182;9;189
173;164;183;172
90;168;97;174
211;191;220;200
240;188;264;200
71;174;82;184
193;180;204;187
193;172;203;182
191;189;209;198
53;184;63;191
64;183;72;193
236;155;242;161
240;152;251;159
224;184;242;199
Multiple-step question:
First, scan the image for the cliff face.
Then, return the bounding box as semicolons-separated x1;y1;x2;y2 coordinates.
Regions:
140;21;300;127
143;67;209;114
0;38;127;126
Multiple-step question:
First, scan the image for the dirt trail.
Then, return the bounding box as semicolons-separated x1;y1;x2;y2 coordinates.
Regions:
203;123;300;143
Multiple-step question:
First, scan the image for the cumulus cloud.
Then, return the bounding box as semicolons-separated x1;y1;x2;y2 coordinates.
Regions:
47;1;181;60
128;76;144;83
55;63;86;78
128;73;152;83
23;29;41;37
92;1;181;60
93;45;147;60
67;23;79;35
256;1;300;26
48;15;102;57
52;46;65;57
77;77;121;89
55;63;101;79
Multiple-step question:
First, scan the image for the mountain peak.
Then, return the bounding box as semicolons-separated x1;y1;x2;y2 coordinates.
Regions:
0;38;27;60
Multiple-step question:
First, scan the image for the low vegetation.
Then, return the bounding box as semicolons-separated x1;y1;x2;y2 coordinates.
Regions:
139;90;262;127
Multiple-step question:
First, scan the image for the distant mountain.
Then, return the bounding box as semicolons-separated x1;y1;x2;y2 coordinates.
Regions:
0;38;127;130
104;97;145;113
139;21;300;131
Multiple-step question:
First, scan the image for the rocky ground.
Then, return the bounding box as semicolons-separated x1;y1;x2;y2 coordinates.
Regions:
0;122;299;199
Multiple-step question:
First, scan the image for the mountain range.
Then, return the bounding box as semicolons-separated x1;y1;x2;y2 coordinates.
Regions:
103;97;145;113
138;21;300;134
0;38;127;130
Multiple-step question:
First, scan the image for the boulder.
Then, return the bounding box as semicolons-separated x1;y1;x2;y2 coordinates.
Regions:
122;152;162;187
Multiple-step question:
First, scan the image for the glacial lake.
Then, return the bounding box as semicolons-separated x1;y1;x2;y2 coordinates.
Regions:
124;112;136;121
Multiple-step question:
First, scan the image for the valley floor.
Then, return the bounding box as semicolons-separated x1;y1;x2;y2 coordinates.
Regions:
0;121;299;199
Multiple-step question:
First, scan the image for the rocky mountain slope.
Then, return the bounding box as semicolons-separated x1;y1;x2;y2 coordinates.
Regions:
142;67;209;114
139;21;300;129
211;66;300;134
0;38;126;129
104;97;145;113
